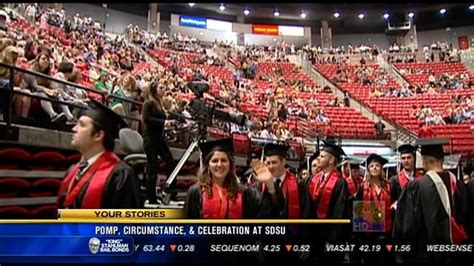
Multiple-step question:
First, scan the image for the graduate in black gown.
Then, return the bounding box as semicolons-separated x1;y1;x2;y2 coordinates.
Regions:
251;143;307;219
184;138;267;219
57;100;141;209
467;177;474;245
393;138;468;263
389;144;422;204
352;154;394;263
301;140;349;263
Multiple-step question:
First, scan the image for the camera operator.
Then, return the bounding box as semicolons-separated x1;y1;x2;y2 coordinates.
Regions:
141;82;177;205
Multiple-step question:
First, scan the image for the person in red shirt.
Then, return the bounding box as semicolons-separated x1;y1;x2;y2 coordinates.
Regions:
417;122;434;138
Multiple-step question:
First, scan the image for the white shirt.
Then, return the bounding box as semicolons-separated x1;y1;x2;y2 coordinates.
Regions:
80;151;105;175
273;172;286;188
404;169;414;181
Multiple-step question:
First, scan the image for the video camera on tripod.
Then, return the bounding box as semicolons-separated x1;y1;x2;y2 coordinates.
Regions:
187;81;246;127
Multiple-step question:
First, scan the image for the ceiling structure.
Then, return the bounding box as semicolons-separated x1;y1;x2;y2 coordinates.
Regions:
96;3;474;34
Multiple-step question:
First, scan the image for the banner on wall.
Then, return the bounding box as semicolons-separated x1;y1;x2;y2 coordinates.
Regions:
278;25;304;37
458;36;469;50
179;15;207;29
252;24;279;35
206;19;232;32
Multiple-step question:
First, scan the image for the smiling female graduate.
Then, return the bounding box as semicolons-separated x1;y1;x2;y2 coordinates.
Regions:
352;154;395;263
184;138;270;219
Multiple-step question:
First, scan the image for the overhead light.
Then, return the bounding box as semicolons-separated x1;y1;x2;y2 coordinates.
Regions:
218;3;225;11
408;12;414;18
273;10;280;17
439;8;446;14
469;5;474;10
358;13;365;19
333;12;340;18
243;8;250;16
300;11;307;19
188;3;195;7
199;31;204;35
273;38;277;42
383;13;389;19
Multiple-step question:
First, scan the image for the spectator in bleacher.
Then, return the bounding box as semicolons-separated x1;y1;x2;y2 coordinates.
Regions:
94;71;110;93
277;103;287;121
259;122;277;142
417;122;434;138
375;119;386;139
24;39;37;61
22;50;67;123
0;45;32;118
25;4;38;24
53;61;88;123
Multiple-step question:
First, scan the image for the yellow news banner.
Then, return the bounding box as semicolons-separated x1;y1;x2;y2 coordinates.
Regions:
46;209;350;224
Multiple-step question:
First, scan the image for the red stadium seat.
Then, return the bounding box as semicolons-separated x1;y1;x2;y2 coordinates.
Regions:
28;179;62;197
29;205;58;219
0;147;32;161
0;178;30;198
0;206;30;219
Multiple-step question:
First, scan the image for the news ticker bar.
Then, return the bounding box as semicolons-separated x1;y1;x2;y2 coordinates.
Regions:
1;236;472;257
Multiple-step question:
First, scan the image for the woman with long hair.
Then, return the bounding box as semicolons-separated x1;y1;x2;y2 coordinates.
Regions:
0;45;31;118
352;154;394;263
22;50;69;122
184;138;267;219
141;81;176;205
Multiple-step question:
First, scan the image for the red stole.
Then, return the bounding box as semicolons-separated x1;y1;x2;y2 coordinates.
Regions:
261;171;301;219
309;170;340;219
57;152;119;209
362;181;392;233
398;169;422;189
447;172;467;244
202;183;243;219
343;172;356;196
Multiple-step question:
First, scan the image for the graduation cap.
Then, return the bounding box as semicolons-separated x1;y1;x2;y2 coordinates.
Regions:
362;154;389;180
415;138;449;159
398;144;416;155
83;99;128;139
307;151;320;173
198;138;234;160
320;140;345;163
339;156;361;179
363;154;389;167
251;147;263;160
263;143;290;158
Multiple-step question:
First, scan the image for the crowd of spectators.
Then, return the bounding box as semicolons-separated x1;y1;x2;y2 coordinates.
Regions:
409;95;473;126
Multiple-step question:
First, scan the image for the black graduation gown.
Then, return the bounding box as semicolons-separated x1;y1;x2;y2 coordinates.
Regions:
352;184;394;263
389;174;403;202
465;179;474;243
251;179;307;219
58;161;141;209
393;171;467;263
184;183;270;219
300;175;350;263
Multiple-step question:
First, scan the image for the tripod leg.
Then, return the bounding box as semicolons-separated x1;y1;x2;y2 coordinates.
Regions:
161;139;200;206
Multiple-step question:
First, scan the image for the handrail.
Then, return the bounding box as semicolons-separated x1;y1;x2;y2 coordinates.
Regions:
0;62;142;128
0;62;143;106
